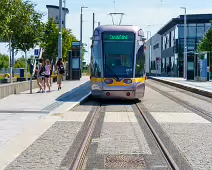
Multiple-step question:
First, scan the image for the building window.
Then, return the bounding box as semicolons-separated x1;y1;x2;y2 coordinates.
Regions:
151;61;156;70
153;43;159;50
178;25;184;38
171;30;175;47
163;36;166;50
165;33;170;49
188;24;196;38
205;23;212;33
197;24;205;38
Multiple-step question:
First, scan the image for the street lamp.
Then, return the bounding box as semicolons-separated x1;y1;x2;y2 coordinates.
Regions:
80;6;88;77
180;7;187;79
147;30;152;75
58;0;63;60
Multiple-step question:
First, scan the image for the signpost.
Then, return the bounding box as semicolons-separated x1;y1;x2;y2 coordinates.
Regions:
34;49;40;58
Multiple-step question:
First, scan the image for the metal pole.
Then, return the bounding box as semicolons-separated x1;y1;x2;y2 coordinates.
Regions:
93;13;95;32
30;71;32;94
181;7;187;79
25;51;28;81
58;0;63;60
80;8;83;77
9;39;12;83
185;9;187;79
63;0;66;28
12;47;14;77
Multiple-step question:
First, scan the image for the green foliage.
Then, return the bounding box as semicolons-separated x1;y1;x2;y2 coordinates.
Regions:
198;28;212;68
12;0;44;52
14;57;26;68
0;0;23;41
41;18;80;62
0;53;9;70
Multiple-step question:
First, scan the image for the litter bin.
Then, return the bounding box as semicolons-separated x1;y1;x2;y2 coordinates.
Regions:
20;68;24;78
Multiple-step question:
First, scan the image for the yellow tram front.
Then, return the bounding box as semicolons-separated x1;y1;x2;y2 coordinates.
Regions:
90;25;146;99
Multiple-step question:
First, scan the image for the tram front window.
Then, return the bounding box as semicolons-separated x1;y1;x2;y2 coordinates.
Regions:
102;32;135;78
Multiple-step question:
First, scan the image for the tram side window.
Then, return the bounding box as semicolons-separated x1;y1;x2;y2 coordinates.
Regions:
135;45;145;77
91;41;102;77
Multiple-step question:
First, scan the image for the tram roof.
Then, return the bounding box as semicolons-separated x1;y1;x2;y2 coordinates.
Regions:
96;25;141;32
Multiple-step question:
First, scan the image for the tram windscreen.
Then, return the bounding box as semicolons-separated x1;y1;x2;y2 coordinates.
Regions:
102;32;135;78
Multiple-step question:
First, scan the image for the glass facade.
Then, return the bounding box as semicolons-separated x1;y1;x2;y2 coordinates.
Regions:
161;23;212;77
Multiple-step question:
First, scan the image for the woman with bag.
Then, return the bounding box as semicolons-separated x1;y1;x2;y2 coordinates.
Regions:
44;59;51;92
35;58;45;93
56;58;65;90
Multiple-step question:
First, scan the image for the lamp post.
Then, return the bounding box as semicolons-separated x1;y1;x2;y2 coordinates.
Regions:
58;0;63;60
80;6;88;77
147;31;152;75
180;7;187;79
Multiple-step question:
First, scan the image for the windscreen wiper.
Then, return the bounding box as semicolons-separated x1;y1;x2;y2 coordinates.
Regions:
104;64;119;81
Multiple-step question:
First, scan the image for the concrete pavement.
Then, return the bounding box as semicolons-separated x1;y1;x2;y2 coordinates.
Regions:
150;76;212;98
0;76;91;170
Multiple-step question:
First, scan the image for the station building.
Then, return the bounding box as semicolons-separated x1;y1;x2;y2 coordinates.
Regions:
145;14;212;77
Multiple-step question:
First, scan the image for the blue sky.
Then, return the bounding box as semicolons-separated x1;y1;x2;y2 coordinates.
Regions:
1;0;212;64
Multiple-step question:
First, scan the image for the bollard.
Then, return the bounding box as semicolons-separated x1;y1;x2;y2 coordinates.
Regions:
29;62;33;94
30;75;32;94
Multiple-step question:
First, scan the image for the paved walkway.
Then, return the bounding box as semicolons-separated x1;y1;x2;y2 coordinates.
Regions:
151;77;212;96
0;76;91;169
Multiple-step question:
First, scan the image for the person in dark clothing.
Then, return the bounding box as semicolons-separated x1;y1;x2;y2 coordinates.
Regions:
56;58;65;90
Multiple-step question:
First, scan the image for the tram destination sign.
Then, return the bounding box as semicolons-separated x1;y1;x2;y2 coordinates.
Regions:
103;32;134;41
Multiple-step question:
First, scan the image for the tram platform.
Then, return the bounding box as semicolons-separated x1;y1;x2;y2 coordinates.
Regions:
149;76;212;98
0;76;91;169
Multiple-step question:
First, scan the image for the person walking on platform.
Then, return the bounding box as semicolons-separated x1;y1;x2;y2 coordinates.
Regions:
44;59;51;92
35;58;45;93
56;58;65;90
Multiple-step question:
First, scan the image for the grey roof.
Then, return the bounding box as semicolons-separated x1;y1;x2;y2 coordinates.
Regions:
157;14;212;35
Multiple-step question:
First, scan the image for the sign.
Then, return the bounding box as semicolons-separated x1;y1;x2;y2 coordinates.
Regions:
72;41;80;46
103;32;135;41
34;49;39;57
72;41;80;51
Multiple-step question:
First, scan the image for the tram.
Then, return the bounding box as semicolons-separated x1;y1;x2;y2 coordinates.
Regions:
89;25;146;100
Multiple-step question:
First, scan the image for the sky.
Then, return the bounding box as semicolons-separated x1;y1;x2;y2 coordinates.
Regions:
1;0;212;64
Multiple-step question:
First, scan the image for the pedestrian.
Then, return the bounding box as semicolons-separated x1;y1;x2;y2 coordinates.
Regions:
35;58;45;93
56;58;65;90
44;59;51;92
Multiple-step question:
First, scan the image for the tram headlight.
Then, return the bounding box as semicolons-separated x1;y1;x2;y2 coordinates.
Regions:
124;79;132;84
104;79;113;84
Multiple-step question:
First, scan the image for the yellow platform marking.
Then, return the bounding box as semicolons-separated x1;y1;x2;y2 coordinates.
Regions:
51;113;65;116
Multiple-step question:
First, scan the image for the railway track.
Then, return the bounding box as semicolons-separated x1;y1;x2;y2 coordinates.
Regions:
146;82;212;122
70;99;179;170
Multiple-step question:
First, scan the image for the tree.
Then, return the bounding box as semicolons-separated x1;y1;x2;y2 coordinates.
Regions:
41;18;80;62
14;57;26;68
0;0;44;81
12;0;44;80
0;54;9;71
0;0;24;81
40;18;58;61
198;28;212;68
